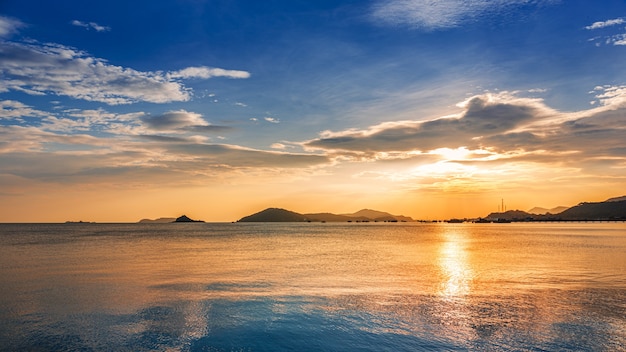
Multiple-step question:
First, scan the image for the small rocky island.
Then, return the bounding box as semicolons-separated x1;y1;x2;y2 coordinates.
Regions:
173;215;204;223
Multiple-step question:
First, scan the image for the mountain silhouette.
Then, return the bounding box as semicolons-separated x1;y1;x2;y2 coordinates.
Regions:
138;217;176;223
237;208;414;222
606;195;626;202
485;198;626;221
237;208;310;222
173;215;204;222
556;200;626;220
527;206;569;215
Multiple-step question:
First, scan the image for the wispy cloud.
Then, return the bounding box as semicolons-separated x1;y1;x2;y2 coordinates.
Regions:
371;0;555;30
271;143;286;150
585;17;626;46
0;100;50;120
168;66;250;80
0;16;24;38
585;18;625;30
140;110;231;134
141;110;208;131
0;40;251;105
71;20;111;32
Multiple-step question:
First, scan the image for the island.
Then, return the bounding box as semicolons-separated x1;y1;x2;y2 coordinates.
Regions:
476;196;626;222
173;215;204;223
138;217;176;223
237;208;414;222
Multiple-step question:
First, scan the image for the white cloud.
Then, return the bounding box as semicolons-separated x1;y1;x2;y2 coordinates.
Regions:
611;34;626;45
264;117;280;123
585;18;625;30
168;66;250;80
271;143;286;150
71;20;111;32
0;16;24;38
0;40;250;105
371;0;553;30
584;18;626;47
0;100;50;120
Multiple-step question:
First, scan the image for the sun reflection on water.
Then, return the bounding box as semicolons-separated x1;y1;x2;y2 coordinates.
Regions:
438;229;473;299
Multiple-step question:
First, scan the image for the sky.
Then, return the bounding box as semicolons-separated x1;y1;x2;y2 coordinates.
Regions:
1;0;625;222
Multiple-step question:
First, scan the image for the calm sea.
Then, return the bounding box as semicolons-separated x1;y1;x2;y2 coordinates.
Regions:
0;222;624;351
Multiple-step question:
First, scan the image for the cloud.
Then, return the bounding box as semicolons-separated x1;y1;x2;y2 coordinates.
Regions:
0;40;250;105
264;117;280;123
304;87;626;174
271;143;286;150
0;16;24;38
0;125;330;185
0;100;50;120
140;110;208;131
585;18;625;30
584;18;626;46
371;0;554;30
138;110;232;135
165;143;329;168
71;20;111;32
305;92;553;153
168;66;250;80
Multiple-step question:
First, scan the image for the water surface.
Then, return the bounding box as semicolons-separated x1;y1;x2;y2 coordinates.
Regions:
0;222;624;351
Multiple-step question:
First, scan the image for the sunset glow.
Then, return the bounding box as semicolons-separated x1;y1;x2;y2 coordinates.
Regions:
1;1;625;222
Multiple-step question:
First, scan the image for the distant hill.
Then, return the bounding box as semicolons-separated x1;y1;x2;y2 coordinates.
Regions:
304;213;354;222
139;217;176;223
484;198;626;221
606;195;626;202
238;208;310;222
528;206;569;215
237;208;414;222
341;209;414;222
556;200;626;220
485;210;534;221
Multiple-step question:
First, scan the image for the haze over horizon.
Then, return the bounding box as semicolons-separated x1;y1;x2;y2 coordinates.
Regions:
1;0;625;222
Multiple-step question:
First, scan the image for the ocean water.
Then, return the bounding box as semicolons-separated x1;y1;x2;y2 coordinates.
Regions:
0;222;624;351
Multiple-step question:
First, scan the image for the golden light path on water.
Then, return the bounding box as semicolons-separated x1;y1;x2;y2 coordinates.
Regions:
438;229;473;299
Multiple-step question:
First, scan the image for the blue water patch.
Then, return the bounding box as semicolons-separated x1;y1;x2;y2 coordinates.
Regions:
188;297;460;352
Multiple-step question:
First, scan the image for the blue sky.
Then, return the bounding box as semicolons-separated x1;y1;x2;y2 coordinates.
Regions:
1;0;626;221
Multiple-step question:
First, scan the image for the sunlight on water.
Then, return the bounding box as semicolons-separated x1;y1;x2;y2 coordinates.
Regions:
438;229;473;298
0;223;625;351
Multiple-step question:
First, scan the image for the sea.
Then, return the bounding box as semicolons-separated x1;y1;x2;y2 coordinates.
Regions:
0;222;624;351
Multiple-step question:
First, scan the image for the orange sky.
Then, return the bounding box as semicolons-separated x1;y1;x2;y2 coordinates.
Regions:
1;4;626;222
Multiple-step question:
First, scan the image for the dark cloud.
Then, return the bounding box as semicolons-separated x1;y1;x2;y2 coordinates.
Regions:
306;94;547;152
184;125;232;133
140;110;207;131
167;143;330;168
302;89;626;180
137;135;190;143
